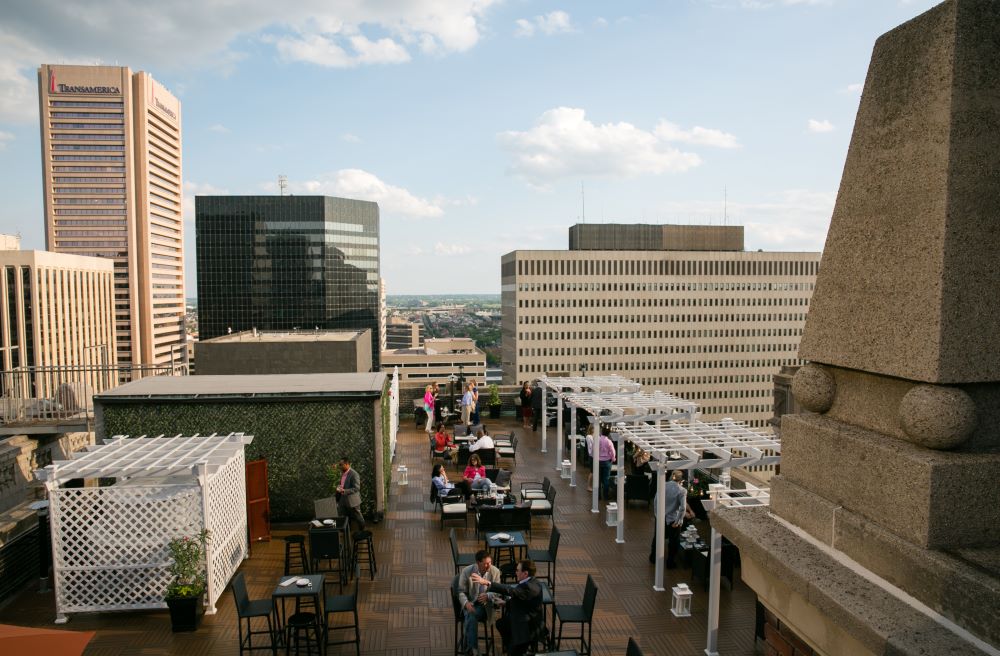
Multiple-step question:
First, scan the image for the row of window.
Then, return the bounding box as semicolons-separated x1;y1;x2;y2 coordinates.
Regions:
53;166;125;172
516;257;819;278
519;313;809;325
52;133;124;140
54;187;125;194
520;296;811;309
518;281;815;293
54;177;126;183
51;112;124;119
519;357;800;377
519;327;802;341
53;144;125;151
521;342;799;358
53;209;127;215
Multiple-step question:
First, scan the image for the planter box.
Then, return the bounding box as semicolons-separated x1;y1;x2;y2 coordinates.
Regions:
166;593;204;632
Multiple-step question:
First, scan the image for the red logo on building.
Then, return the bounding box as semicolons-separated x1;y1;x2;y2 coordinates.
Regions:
50;70;56;93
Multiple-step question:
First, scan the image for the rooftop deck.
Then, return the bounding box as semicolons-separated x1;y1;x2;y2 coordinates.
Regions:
0;417;758;655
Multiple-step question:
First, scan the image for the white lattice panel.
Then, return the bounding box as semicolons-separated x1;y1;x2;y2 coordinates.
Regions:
51;483;202;613
204;450;248;612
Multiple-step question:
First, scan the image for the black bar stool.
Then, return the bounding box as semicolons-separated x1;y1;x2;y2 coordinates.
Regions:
283;535;309;576
352;530;377;580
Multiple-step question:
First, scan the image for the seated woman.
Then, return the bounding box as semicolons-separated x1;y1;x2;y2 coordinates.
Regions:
432;463;473;500
463;453;491;493
434;423;459;459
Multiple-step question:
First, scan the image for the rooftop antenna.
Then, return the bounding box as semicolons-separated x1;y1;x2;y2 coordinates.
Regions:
724;186;728;226
278;174;288;196
581;181;586;223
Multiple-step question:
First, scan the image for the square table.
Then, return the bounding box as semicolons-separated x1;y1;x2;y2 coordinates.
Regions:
485;530;527;574
272;573;325;639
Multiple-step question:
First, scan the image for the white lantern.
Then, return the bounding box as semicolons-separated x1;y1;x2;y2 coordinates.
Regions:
397;465;408;486
605;502;618;527
671;583;693;617
561;459;572;479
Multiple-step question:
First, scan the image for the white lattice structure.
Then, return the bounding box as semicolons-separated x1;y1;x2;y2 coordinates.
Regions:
390;367;400;458
35;432;253;623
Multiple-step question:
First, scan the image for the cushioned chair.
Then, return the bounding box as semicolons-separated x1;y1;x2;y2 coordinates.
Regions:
324;578;361;656
527;525;560;592
497;435;517;468
530;486;557;530
477;448;496;467
432;482;469;531
555;574;598;655
231;571;277;655
520;476;551;502
309;527;347;587
450;528;475;574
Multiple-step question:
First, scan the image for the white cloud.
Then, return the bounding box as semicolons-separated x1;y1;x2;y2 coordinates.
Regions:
433;242;472;256
842;82;863;95
593;17;609;28
654;120;740;148
498;107;738;186
340;133;362;143
807;118;834;133
0;0;500;122
208;124;230;133
0;130;13;150
295;169;444;218
183;180;230;222
514;10;574;38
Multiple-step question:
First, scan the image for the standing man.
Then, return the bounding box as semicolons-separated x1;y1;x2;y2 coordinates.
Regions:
471;559;544;656
530;381;543;432
461;382;474;426
597;428;616;500
456;550;502;656
335;456;366;535
470;381;481;425
649;469;687;568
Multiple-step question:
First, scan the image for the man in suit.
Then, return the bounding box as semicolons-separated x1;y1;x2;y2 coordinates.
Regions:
471;559;544;656
456;550;502;656
530;381;544;432
335;456;366;534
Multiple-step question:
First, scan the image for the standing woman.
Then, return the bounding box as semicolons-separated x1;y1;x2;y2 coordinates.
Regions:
519;381;532;429
423;384;435;434
470;381;481;425
461;382;474;426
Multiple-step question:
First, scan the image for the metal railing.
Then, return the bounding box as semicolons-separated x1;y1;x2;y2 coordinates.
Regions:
0;363;187;425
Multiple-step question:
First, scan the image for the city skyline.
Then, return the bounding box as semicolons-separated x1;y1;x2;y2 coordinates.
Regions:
0;1;939;294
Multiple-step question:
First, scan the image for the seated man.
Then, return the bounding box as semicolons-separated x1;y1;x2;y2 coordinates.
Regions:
434;423;459;459
468;430;494;453
432;463;473;500
457;550;502;656
471;559;544;656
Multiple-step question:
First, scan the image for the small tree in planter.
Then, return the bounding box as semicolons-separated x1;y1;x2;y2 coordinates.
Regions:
165;529;210;632
487;384;502;419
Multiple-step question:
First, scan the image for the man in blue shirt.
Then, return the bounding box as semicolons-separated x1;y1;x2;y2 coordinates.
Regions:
649;470;689;568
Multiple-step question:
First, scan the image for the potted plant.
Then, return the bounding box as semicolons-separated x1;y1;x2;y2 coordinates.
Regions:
487;383;502;419
164;529;210;632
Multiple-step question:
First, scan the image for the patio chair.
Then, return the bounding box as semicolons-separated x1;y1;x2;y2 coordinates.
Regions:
313;496;339;520
231;571;277;655
555;574;598;655
519;477;551;502
432;482;469;531
530;486;557;530
477;448;496;467
453;423;468;437
527;525;560;592
626;637;645;656
309;527;347;587
451;574;494;656
324;578;361;656
497;435;517;468
450;528;475;574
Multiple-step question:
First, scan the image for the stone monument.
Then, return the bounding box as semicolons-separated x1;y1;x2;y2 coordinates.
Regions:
712;1;1000;654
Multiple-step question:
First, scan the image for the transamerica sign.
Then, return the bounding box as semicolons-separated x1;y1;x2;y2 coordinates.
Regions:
49;71;120;95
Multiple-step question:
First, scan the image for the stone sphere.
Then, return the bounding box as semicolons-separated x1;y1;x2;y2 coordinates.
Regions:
791;363;835;413
899;384;976;450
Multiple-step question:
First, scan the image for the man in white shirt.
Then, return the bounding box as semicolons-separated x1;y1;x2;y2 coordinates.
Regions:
468;430;494;453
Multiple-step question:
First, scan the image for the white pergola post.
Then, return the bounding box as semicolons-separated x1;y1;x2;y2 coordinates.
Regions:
615;423;625;543
653;464;666;591
591;419;601;513
569;407;578;487
541;385;548;456
197;461;218;614
556;393;564;473
705;525;722;656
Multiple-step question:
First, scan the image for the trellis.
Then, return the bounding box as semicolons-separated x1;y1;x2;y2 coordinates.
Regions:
35;433;253;623
535;375;641;468
559;390;698;515
615;420;780;593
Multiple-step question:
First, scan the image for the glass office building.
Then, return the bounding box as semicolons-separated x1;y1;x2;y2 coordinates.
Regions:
196;196;380;368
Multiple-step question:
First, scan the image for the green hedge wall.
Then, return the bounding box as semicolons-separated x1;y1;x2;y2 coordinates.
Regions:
100;398;380;522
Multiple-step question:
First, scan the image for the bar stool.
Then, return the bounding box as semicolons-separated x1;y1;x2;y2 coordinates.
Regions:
352;530;377;580
285;611;323;655
283;535;309;576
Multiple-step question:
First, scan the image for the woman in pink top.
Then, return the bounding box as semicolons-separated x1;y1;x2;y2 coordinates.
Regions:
463;453;491;493
423;385;435;434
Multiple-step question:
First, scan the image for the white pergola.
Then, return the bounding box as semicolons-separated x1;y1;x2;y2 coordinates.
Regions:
35;433;254;623
559;390;698;516
614;420;780;593
535;375;640;469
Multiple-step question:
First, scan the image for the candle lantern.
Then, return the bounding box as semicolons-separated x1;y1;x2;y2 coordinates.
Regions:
605;502;619;527
561;459;572;479
671;583;693;617
397;465;408;486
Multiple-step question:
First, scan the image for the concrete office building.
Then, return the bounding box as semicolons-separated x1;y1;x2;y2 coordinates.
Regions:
381;337;486;386
385;319;424;350
501;224;820;429
38;64;185;369
196;195;380;367
194;329;371;376
0;247;117;376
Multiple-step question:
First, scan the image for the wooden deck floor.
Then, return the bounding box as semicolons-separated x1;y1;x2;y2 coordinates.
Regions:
0;417;758;655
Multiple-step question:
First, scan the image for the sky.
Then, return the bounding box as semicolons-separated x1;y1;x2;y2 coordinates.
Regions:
0;0;941;295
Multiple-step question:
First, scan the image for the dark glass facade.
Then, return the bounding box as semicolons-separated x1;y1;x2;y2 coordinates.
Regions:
196;196;380;368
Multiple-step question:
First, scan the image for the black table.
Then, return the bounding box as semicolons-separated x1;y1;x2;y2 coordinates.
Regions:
272;573;325;641
485;530;527;573
310;516;352;581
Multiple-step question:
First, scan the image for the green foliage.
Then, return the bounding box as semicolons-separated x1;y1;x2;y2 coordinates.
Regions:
487;383;501;406
166;529;209;599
